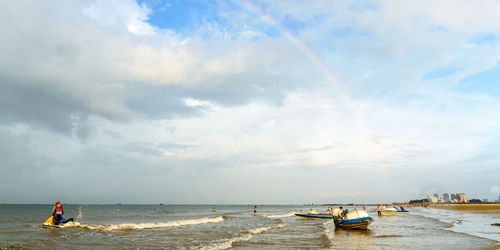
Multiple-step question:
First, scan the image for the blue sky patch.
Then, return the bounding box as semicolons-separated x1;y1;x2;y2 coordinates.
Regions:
138;0;218;32
455;63;500;95
422;66;458;80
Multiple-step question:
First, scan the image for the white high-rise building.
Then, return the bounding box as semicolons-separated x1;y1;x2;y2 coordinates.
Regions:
443;193;450;201
427;195;438;203
457;193;468;203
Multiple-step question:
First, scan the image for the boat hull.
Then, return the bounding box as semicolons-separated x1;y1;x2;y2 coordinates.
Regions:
334;217;374;230
42;223;64;229
41;217;74;229
380;211;409;216
295;213;333;220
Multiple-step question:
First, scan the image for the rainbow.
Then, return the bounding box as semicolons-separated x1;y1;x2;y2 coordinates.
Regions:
233;0;369;134
230;1;395;186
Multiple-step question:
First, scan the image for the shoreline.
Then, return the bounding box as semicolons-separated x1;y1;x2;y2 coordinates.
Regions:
427;204;500;220
422;204;500;248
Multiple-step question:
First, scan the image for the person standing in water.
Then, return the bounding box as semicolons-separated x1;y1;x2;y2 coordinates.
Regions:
52;201;64;225
253;206;257;216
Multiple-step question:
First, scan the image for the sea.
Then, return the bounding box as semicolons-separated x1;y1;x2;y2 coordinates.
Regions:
0;204;498;249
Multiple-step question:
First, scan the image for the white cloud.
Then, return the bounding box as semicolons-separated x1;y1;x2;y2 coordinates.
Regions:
319;191;366;198
490;185;500;194
83;0;154;35
1;0;500;203
380;0;500;34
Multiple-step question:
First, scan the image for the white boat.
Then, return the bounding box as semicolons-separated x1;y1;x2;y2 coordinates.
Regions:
377;206;409;216
333;210;374;230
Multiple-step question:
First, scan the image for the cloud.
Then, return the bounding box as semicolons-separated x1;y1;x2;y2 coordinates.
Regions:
0;0;320;137
490;186;500;194
84;0;154;35
319;191;366;198
1;0;500;203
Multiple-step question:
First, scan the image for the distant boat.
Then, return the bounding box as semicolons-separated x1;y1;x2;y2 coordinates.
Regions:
295;209;333;220
377;206;409;216
333;210;374;230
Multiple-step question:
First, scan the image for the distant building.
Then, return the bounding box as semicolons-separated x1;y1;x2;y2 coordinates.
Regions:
450;194;457;200
427;195;439;203
483;199;488;202
434;193;439;198
457;193;468;203
443;193;450;201
498;196;500;202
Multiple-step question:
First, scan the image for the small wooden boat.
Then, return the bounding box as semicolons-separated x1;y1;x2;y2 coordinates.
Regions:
295;209;333;220
333;210;374;230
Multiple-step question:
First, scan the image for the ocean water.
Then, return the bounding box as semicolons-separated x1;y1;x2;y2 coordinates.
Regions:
0;204;498;249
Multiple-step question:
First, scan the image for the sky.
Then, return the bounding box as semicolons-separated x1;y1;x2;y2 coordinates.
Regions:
1;0;499;204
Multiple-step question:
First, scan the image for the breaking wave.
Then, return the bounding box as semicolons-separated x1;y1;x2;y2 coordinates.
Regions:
262;212;296;219
322;220;334;245
64;216;224;231
199;223;287;250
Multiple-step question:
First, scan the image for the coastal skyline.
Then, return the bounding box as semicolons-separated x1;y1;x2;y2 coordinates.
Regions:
1;0;499;204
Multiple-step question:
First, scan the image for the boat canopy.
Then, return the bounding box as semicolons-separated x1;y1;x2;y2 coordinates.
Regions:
380;207;398;211
308;209;319;214
345;210;370;220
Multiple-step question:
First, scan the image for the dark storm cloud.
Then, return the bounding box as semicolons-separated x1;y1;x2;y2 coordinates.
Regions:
0;0;132;137
126;85;204;119
0;0;317;137
0;79;91;136
126;79;292;119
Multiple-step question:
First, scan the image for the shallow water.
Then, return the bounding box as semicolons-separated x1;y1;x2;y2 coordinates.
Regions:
0;204;498;249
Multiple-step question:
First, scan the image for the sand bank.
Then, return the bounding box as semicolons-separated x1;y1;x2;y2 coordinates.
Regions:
428;204;500;219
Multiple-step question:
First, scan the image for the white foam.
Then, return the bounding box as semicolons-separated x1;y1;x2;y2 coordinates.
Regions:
199;223;287;250
262;212;296;219
64;216;224;231
76;206;83;221
322;220;334;243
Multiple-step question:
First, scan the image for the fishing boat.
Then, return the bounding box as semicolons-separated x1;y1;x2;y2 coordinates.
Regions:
333;210;374;230
295;209;333;220
377;206;409;216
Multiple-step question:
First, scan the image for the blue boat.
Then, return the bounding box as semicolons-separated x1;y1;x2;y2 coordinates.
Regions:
333;210;374;230
295;209;333;220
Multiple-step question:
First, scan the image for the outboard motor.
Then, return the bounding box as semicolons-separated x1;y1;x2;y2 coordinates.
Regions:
341;209;349;219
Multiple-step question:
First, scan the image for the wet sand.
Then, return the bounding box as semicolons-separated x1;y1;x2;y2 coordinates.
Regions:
428;204;500;219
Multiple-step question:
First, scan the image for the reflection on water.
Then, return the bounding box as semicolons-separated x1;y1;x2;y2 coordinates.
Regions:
331;229;374;249
48;228;61;237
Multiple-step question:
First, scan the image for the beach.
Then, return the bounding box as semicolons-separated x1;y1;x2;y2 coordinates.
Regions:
428;204;500;218
413;204;500;248
1;204;498;249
